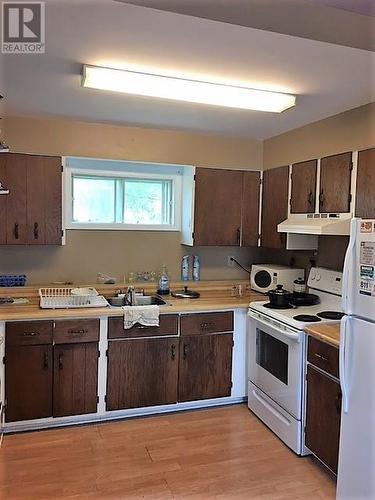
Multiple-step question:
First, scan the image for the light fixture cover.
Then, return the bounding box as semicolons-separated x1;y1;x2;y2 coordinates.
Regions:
82;65;296;113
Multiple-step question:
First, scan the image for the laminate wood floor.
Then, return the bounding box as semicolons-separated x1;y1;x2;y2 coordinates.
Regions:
0;404;336;500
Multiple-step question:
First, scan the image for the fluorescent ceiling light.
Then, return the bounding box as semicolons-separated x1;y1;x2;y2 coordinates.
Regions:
82;65;296;113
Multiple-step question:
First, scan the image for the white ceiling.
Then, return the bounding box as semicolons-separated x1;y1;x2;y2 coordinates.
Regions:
1;0;374;139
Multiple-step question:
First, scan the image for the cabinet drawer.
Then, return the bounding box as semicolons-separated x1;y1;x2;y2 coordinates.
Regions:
180;312;234;336
308;336;339;378
6;321;53;346
108;314;178;339
54;319;99;344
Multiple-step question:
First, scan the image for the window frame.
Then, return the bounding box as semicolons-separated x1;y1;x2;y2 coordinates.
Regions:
65;166;182;231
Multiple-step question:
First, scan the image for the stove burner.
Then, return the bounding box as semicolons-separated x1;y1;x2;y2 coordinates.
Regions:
293;314;322;322
317;311;345;320
264;302;294;310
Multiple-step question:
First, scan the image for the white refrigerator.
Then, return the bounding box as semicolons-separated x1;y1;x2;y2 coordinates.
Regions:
337;218;375;499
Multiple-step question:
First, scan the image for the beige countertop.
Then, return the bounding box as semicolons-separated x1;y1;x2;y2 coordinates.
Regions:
0;281;264;321
304;322;340;348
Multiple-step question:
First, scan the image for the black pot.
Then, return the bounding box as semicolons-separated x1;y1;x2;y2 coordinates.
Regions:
268;284;292;308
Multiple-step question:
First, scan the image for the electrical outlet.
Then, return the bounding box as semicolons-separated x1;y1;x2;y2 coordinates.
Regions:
227;256;235;267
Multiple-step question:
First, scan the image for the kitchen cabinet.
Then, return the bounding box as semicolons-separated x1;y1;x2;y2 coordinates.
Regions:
305;337;341;474
53;343;99;417
193;168;243;246
355;148;375;218
319;152;352;213
0;153;62;245
290;160;317;214
5;320;54;422
242;171;261;247
106;337;179;411
178;312;234;402
260;166;289;249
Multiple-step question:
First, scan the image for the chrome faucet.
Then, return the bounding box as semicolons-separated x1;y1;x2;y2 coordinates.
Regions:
125;286;136;306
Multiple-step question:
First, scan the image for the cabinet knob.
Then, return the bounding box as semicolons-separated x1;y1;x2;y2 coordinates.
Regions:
43;351;49;370
236;228;241;244
183;344;188;360
308;191;314;205
68;329;87;335
171;344;176;360
319;189;325;207
33;222;39;240
14;223;19;240
58;352;63;370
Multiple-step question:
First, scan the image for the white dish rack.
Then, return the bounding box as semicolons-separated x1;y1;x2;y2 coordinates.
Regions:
39;288;109;309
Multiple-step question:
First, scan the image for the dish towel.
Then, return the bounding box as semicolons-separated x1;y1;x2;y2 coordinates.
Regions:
122;305;160;330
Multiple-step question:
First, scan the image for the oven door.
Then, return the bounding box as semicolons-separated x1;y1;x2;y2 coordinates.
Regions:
248;312;304;419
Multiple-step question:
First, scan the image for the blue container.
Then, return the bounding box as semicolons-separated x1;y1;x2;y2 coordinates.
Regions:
0;274;27;287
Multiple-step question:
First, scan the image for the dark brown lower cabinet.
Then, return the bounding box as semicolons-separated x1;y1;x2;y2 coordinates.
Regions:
53;343;99;417
106;338;179;411
5;345;53;422
305;365;341;474
178;333;233;402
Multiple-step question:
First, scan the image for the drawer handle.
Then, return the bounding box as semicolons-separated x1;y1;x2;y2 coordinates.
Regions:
43;351;49;370
171;344;176;360
135;325;148;330
308;191;314;205
58;352;63;370
200;322;215;330
23;332;39;337
315;353;328;362
68;329;87;335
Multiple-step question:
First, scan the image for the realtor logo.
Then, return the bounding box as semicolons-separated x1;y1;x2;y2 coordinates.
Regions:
2;2;45;53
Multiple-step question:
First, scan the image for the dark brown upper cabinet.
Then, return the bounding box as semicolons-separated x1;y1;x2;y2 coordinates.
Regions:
319;152;352;213
260;166;289;249
290;160;317;214
242;171;261;247
0;153;62;245
355;148;375;219
193;168;243;246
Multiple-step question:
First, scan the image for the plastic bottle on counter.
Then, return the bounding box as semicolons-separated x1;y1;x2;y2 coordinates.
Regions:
181;255;190;281
192;255;200;281
157;264;170;295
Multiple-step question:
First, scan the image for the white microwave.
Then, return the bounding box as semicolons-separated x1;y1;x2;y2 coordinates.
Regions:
250;264;304;294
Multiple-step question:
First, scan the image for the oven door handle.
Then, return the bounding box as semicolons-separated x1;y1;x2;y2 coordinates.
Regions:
249;311;300;343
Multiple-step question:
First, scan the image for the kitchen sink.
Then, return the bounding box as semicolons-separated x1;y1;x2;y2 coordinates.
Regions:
108;295;169;307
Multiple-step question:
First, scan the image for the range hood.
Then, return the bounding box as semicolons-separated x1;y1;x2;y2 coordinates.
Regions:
278;213;352;236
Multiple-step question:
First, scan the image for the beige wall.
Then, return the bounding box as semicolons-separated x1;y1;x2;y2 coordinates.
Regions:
263;103;375;169
3;116;262;170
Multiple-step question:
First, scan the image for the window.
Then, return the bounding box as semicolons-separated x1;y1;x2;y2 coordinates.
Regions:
65;159;182;231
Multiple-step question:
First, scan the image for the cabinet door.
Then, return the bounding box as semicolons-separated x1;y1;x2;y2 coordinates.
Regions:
178;333;233;402
194;168;243;246
291;160;317;213
4;154;27;244
5;345;53;422
319;152;352;213
106;338;179;411
355;148;375;218
27;155;62;245
53;343;98;417
260;166;289;249
242;171;261;247
305;365;341;473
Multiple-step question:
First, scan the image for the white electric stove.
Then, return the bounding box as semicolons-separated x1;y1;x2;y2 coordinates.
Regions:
247;267;343;455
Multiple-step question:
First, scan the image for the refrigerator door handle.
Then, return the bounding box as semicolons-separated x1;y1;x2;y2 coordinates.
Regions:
340;316;351;414
342;218;357;313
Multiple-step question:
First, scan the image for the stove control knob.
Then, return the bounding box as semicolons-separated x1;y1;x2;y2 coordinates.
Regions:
316;273;321;282
310;269;316;280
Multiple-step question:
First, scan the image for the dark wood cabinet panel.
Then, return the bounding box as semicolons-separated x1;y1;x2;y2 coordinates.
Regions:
194;168;243;246
308;336;339;378
260;166;289;249
0;153;62;246
108;314;178;339
305;365;341;474
53;343;99;417
5;345;53;422
178;333;233;402
180;312;233;336
242;171;261;246
356;148;375;218
54;319;100;344
291;160;317;213
4;154;27;244
319;152;352;213
106;338;179;411
6;321;53;347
